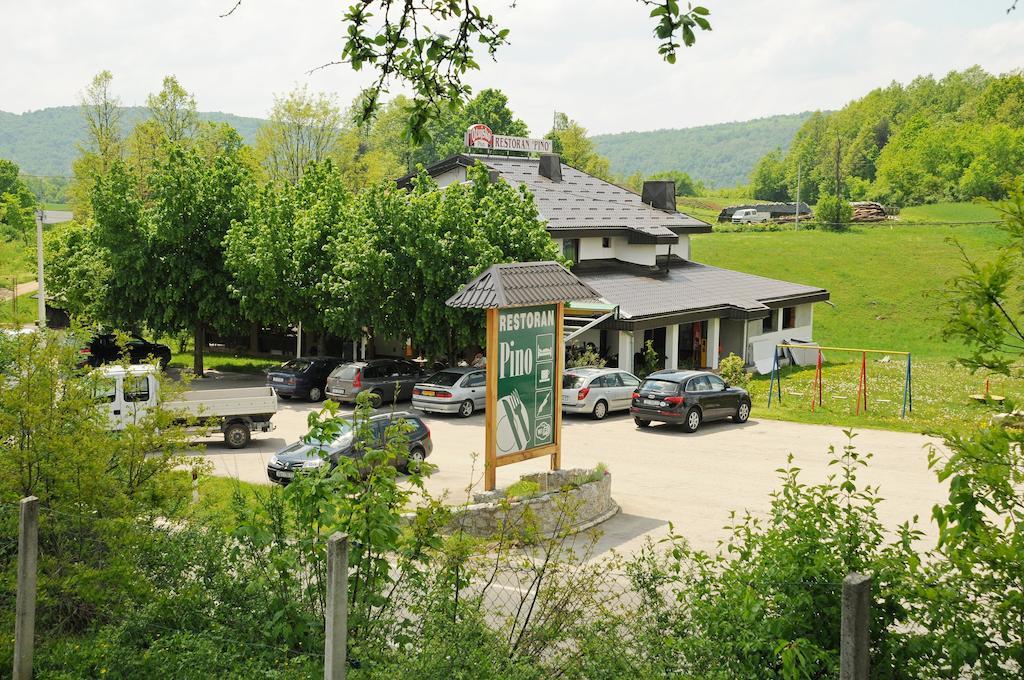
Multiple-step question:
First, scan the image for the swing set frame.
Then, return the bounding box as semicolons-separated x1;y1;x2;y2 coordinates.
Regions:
766;344;913;418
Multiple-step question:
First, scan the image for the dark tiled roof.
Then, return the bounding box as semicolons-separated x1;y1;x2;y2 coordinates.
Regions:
446;261;602;309
575;259;829;320
400;154;711;242
469;154;709;240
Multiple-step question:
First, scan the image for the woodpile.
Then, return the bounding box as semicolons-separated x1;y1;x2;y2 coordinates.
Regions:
850;201;889;222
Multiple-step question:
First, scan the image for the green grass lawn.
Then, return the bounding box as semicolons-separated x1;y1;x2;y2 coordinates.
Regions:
168;350;283;374
1;290;38;327
747;358;1017;434
0;239;34;284
898;201;1003;223
692;218;1021;432
692;221;1013;358
42;202;71;211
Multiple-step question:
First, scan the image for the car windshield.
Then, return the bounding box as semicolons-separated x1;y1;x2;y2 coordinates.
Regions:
281;359;312;372
563;374;588;389
281;424;354;457
640;379;679;397
331;365;359;380
424;371;463;387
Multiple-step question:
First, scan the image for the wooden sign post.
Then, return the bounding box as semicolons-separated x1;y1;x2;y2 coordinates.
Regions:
445;262;599;492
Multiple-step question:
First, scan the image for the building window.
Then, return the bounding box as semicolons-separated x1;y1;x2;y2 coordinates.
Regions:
563;238;580;265
601;237;611;248
782;307;797;329
762;312;774;334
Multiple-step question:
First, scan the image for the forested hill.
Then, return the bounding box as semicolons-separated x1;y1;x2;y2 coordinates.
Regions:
0;106;265;176
591;112;814;188
747;66;1024;206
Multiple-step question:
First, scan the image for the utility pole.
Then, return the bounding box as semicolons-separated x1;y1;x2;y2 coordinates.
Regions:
834;136;842;197
795;163;802;228
34;210;46;328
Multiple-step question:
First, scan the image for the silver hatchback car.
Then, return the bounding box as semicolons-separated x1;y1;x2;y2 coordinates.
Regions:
412;367;487;417
562;367;642;420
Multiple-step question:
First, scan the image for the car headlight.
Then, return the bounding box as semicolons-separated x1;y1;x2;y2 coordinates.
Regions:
269;455;279;467
303;458;325;469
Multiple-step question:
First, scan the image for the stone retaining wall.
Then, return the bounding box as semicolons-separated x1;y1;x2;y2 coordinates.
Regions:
445;468;618;538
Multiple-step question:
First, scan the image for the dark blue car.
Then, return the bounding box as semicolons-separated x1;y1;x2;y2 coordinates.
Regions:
267;357;345;402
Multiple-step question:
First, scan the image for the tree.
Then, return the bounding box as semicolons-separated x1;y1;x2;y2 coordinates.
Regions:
147;75;198;143
749;149;789;201
322;162;563;359
225;161;350;346
70;70;124;218
147;137;251;374
255;86;345;185
547;114;613;181
941;187;1024;376
0;158;37;243
814;193;852;231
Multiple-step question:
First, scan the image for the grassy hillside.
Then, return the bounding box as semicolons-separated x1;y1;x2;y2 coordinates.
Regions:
692;221;1011;358
592;112;814;188
692;220;1021;432
0;106;266;176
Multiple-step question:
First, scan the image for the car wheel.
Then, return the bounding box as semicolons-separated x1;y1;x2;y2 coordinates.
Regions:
308;386;324;402
403;447;426;473
592;400;608;420
159;354;171;371
634;417;651;429
682;407;702;433
734;400;751;423
224;422;251;449
458;399;475;417
368;391;383;408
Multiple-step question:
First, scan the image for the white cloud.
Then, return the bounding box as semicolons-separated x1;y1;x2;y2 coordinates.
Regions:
1;0;1022;135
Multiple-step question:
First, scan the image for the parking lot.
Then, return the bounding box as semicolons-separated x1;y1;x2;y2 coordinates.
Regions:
191;371;948;556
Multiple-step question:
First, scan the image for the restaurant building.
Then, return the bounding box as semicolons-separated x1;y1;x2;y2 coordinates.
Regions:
399;134;829;373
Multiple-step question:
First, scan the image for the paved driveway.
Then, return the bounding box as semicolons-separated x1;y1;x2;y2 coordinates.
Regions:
189;371;948;556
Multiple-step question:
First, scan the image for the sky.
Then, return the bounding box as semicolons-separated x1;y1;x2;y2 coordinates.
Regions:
3;1;1023;136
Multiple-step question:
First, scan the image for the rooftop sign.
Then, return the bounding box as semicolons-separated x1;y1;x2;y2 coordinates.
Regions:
465;123;553;153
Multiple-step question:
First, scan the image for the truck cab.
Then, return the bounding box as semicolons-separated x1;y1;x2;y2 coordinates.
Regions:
94;365;158;430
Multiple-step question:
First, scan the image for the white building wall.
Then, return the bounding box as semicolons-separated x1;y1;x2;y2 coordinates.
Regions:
744;302;816;367
655;235;690;260
432;167;467;188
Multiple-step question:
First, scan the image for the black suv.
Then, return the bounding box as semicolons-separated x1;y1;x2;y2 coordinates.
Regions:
631;370;751;433
266;411;433;485
81;334;172;369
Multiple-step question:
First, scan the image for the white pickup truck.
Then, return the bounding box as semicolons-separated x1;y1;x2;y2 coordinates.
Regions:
97;365;277;448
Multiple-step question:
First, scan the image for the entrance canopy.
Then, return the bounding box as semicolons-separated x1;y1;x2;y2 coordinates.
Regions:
446;261;601;309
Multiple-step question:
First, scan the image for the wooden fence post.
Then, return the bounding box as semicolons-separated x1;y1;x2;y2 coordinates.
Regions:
13;496;39;680
324;532;348;680
840;572;871;680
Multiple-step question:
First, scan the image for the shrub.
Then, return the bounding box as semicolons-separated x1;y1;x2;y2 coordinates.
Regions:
639;339;661;378
506;480;541;499
566;343;606;368
815;193;852;231
717;353;749;389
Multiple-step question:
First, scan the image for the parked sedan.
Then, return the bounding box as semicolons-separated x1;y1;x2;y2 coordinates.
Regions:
266;356;345;402
266;411;432;484
81;333;172;369
412;367;486;417
562;367;641;420
630;370;751;432
325;358;425;406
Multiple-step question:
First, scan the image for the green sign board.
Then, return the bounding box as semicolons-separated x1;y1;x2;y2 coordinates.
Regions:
495;304;557;455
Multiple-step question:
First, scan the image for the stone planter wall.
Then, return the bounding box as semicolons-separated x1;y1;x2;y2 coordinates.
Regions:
444;468;618;538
